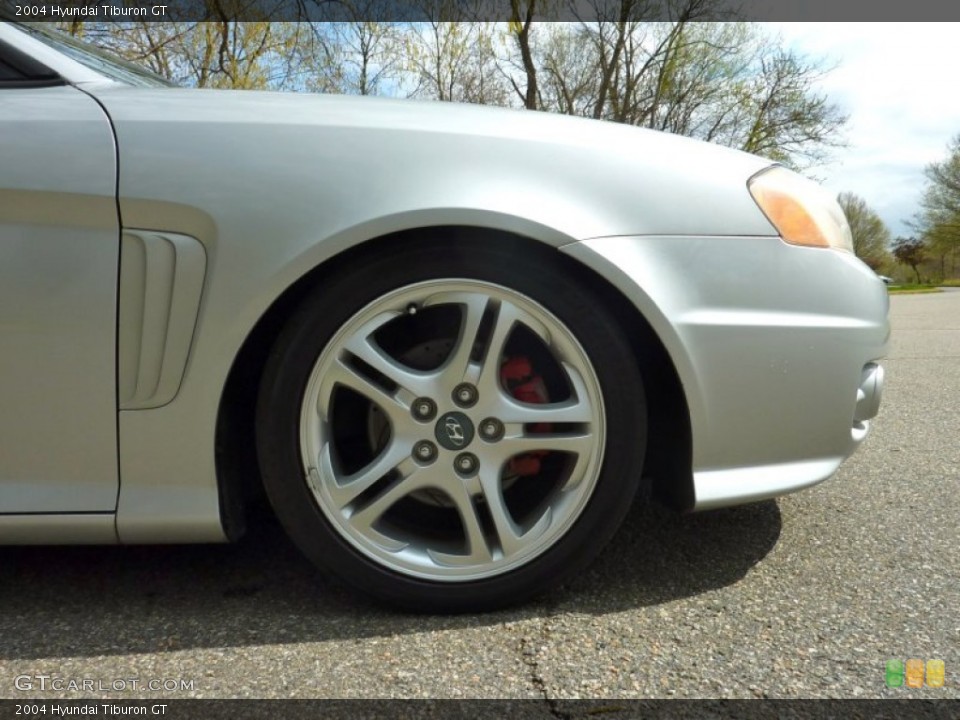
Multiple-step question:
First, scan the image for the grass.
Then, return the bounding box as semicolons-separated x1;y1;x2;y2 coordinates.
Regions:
887;283;942;295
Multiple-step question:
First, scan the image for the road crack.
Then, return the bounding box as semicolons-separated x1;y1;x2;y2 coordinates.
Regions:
520;612;569;720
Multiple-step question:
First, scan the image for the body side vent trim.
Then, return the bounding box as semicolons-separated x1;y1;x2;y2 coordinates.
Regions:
118;230;206;410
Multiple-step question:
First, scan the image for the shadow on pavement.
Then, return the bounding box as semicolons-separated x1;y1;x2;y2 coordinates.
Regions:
0;498;780;660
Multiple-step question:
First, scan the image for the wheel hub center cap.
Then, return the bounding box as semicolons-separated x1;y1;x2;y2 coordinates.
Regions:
435;411;475;451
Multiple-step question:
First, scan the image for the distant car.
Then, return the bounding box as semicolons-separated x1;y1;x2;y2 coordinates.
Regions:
0;21;889;611
878;275;893;285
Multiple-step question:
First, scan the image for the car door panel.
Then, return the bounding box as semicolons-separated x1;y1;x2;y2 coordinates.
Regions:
0;85;119;513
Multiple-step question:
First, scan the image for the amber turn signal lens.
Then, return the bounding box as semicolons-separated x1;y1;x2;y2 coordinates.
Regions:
749;166;853;252
749;184;829;248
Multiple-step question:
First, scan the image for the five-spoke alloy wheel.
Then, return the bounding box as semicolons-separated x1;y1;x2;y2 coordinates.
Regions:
257;239;647;611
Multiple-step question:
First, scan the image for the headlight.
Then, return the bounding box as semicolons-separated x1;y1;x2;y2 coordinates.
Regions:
748;166;853;253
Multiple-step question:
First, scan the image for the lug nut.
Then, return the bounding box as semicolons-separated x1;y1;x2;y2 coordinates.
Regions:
412;397;437;421
453;383;478;408
413;441;437;463
454;452;479;476
479;418;504;441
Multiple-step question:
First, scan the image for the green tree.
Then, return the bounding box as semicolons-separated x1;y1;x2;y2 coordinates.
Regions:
59;19;314;89
892;237;927;284
837;192;892;272
500;17;846;169
504;0;540;110
915;134;960;280
58;14;847;170
735;43;846;168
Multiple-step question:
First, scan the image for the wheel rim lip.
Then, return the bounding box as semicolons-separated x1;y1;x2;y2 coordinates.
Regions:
298;278;606;582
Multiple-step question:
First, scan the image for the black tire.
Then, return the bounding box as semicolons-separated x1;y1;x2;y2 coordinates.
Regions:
255;237;647;612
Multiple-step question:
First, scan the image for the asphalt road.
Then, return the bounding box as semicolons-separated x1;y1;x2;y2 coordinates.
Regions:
1;290;958;702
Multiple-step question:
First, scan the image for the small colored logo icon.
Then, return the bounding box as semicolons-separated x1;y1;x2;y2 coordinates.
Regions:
927;660;946;688
885;659;904;688
886;658;946;688
906;659;925;688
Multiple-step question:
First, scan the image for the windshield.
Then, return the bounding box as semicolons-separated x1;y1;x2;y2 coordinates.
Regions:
16;22;175;88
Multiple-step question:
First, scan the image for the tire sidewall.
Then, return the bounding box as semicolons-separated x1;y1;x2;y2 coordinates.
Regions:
256;239;647;612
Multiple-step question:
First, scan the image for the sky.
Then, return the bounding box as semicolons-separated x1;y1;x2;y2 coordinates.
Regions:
771;22;960;237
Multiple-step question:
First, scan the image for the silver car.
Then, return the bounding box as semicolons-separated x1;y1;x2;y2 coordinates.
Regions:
0;22;888;611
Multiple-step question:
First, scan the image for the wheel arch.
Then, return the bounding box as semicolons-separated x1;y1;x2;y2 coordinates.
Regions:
214;226;694;539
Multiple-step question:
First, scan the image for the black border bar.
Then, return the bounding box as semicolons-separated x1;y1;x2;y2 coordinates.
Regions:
2;700;960;719
2;0;960;22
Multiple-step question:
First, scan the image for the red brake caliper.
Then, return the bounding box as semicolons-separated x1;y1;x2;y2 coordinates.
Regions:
500;356;551;477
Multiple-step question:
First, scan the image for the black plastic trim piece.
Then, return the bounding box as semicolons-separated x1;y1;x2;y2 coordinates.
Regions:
0;77;64;88
0;37;63;84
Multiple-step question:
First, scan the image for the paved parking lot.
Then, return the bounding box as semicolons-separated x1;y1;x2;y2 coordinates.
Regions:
1;290;957;701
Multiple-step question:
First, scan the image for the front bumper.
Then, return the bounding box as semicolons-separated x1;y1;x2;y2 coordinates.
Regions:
562;234;890;510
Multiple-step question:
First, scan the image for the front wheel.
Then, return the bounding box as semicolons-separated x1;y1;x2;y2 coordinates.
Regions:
256;239;647;611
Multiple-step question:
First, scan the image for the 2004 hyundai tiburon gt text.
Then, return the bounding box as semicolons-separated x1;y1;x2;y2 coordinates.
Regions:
0;21;888;611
